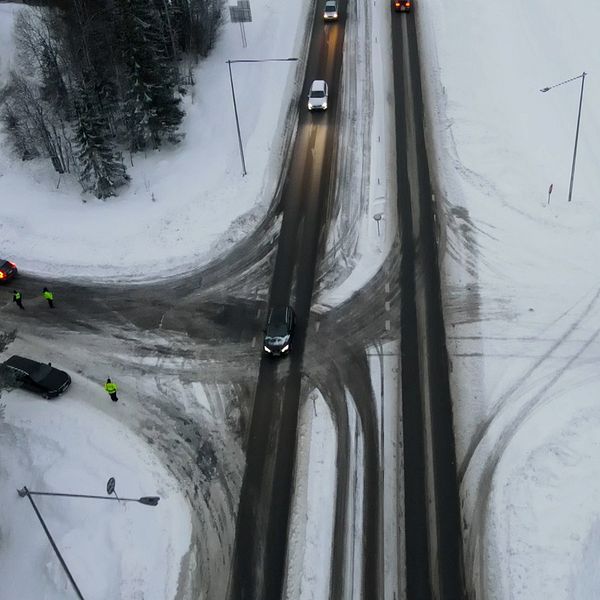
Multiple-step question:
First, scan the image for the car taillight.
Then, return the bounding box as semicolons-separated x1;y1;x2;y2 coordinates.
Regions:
0;272;5;279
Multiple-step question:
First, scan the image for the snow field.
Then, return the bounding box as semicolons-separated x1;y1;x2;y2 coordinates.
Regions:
0;389;191;600
285;389;336;600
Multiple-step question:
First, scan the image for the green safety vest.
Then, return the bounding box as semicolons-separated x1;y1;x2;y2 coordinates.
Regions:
104;382;118;394
14;292;21;300
43;290;54;300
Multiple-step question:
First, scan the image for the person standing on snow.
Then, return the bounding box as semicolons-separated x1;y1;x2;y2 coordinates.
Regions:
104;378;119;402
42;287;55;308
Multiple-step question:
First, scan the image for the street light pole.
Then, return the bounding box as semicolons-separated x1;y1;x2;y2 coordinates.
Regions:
568;72;586;202
17;479;160;599
19;487;86;600
19;488;161;506
226;57;299;177
227;59;247;177
540;71;587;202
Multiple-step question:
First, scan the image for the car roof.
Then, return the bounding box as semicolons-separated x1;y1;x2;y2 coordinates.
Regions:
269;305;292;320
3;355;43;373
325;0;337;6
310;80;327;92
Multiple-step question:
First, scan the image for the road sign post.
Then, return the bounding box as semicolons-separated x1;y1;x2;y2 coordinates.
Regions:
229;1;252;48
373;213;383;237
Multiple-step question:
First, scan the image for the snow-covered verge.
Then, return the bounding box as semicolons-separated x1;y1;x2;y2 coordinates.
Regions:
0;0;309;282
285;389;337;600
315;0;396;308
369;341;402;597
417;0;600;597
0;386;191;600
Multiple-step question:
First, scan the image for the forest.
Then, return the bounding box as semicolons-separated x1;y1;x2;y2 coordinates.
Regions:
0;0;224;198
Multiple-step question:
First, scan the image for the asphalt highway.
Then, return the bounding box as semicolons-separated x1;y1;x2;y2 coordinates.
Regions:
227;3;349;598
0;2;466;599
391;10;465;599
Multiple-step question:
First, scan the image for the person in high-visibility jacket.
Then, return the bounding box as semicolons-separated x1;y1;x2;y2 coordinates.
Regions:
42;287;54;308
104;378;119;402
13;290;24;310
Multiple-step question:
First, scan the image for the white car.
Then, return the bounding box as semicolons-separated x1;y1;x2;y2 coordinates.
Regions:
307;80;329;111
323;0;338;21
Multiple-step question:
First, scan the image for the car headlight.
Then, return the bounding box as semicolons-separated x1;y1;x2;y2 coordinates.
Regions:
308;102;313;110
281;344;289;353
264;346;272;353
322;102;328;109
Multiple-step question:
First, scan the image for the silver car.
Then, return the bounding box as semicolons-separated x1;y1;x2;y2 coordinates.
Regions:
323;0;338;20
307;80;329;111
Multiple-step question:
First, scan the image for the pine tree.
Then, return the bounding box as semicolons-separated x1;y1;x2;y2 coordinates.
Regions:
114;0;183;150
124;59;152;152
146;19;184;147
115;0;151;151
74;87;129;198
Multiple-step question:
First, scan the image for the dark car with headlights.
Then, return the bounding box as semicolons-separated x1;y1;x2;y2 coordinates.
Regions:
2;355;71;398
0;259;18;283
263;306;296;356
393;0;411;11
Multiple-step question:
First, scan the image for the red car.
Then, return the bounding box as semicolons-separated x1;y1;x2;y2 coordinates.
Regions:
0;259;18;282
393;0;411;12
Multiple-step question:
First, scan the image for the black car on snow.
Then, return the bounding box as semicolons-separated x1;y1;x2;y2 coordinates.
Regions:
0;259;18;283
2;355;71;399
263;306;296;356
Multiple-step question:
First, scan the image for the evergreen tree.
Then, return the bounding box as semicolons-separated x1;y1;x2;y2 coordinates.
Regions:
74;87;129;198
124;58;152;152
114;0;183;150
114;0;152;151
3;0;229;197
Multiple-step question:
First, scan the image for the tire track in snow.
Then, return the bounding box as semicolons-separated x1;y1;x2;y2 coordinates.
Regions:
459;285;600;483
463;289;600;598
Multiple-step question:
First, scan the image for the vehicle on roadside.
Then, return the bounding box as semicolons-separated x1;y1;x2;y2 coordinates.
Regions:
323;0;338;21
0;259;18;282
393;0;411;12
307;80;329;111
2;355;71;399
263;306;296;356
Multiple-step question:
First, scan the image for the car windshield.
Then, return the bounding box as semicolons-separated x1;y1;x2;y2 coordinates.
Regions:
326;3;336;9
30;364;53;383
311;90;325;98
267;322;289;337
